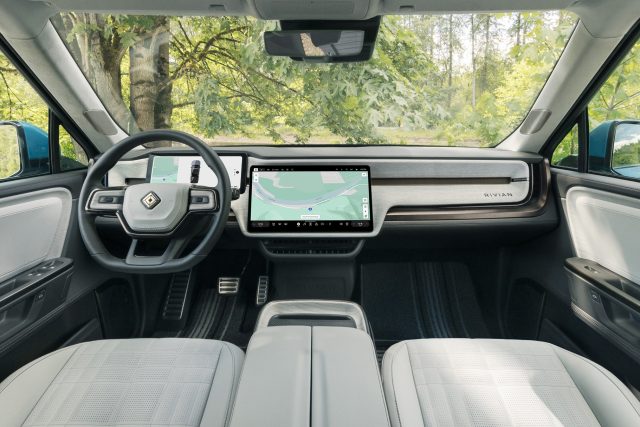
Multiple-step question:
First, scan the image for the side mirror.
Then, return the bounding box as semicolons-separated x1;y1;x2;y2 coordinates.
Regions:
588;120;640;177
0;122;21;179
611;121;640;178
0;121;49;180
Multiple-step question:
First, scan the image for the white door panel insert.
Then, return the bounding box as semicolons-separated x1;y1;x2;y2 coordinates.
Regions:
565;186;640;284
0;188;72;283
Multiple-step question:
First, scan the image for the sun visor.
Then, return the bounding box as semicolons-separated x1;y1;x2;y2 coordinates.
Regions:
253;0;374;20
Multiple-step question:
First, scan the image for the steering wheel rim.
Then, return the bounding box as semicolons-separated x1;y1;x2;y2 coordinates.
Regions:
78;130;231;274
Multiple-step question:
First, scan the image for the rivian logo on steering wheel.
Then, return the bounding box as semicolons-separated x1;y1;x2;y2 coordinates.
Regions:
141;191;161;209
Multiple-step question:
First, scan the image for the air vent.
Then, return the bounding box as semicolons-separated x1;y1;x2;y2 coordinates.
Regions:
262;239;361;256
162;270;191;320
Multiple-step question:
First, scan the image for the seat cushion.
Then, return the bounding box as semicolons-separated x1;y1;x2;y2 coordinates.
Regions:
382;339;640;427
0;338;244;427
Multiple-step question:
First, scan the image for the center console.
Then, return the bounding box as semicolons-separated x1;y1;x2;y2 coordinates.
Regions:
228;301;390;427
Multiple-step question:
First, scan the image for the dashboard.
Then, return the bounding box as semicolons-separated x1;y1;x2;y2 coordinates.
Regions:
106;145;553;245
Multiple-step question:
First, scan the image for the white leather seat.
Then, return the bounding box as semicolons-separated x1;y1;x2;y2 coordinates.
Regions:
0;338;243;427
382;339;640;427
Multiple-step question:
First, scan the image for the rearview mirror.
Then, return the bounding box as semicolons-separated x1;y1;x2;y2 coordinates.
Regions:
265;30;365;59
263;17;380;63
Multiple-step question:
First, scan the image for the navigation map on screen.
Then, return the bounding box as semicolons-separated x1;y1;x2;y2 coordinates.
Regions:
249;166;372;232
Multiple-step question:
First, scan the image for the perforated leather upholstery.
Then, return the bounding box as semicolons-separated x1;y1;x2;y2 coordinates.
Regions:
382;339;640;427
0;338;244;427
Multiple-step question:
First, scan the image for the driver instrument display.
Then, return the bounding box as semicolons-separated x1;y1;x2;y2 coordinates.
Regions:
148;154;244;190
249;166;372;232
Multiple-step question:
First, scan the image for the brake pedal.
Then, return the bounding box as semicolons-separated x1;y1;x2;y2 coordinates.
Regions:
218;277;240;295
256;276;269;306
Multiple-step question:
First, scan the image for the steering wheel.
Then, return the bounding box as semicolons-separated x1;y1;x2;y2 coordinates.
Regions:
78;130;231;274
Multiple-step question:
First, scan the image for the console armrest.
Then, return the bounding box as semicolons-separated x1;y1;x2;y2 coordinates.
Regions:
312;327;390;427
229;326;311;427
229;326;390;427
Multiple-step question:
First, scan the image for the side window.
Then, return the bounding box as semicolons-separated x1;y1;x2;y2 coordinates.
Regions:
587;38;640;180
0;49;87;181
59;125;88;171
551;123;579;170
0;51;50;181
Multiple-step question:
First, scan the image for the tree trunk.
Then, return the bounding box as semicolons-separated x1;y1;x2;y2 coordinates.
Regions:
68;13;133;131
471;15;476;109
447;14;453;107
480;15;491;94
155;19;173;131
129;17;172;147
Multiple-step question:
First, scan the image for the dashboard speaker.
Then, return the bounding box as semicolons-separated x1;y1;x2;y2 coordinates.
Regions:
83;109;119;136
520;109;551;135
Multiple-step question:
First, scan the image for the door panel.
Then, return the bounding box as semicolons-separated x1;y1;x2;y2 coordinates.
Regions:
564;186;640;284
0;171;139;381
556;170;640;368
566;257;640;362
0;187;71;282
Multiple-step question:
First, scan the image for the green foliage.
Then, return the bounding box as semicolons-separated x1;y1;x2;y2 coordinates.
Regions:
0;53;49;178
55;13;581;146
552;124;579;167
613;140;640;167
589;43;640;128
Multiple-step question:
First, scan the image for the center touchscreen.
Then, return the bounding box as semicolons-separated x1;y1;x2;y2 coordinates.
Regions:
249;166;372;232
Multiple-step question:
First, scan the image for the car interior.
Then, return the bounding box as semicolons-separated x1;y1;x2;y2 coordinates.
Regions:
2;0;640;426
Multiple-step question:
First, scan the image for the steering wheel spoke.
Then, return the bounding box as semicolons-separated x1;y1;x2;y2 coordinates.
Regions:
125;237;191;267
188;187;219;212
85;188;125;214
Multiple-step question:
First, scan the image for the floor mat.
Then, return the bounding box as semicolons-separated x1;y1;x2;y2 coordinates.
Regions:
156;250;265;350
360;261;490;354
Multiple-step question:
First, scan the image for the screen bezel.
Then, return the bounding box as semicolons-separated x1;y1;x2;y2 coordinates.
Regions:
248;165;373;233
146;153;247;192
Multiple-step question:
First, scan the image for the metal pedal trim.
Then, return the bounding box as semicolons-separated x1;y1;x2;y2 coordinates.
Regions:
218;277;240;295
256;275;269;306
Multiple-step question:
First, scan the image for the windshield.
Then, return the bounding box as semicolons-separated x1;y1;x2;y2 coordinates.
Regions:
52;12;576;147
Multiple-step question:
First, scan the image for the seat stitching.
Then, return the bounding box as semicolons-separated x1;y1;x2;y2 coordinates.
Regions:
364;333;392;426
554;344;640;420
227;336;255;427
222;343;237;427
197;342;224;427
405;343;427;427
550;344;613;425
388;344;404;427
20;344;80;427
0;346;75;395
